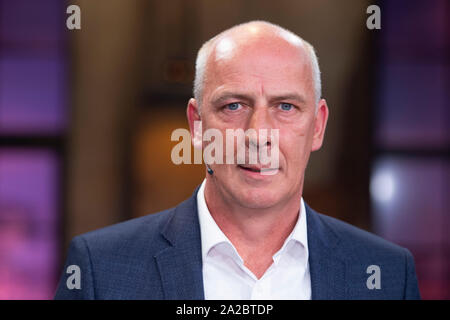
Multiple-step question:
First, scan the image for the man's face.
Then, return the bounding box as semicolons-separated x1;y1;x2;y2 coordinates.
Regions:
189;33;328;209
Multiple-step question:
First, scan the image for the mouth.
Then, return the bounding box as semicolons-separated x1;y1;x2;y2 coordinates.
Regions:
237;165;279;174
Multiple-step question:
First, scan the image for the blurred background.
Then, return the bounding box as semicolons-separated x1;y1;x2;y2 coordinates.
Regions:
0;0;448;299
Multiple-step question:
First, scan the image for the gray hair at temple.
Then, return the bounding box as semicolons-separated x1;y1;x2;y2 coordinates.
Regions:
193;21;322;112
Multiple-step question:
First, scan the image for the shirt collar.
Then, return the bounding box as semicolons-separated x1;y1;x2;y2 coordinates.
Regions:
272;195;308;265
197;179;308;264
197;179;234;264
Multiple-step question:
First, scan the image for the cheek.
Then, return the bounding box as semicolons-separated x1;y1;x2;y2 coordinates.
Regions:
278;127;310;165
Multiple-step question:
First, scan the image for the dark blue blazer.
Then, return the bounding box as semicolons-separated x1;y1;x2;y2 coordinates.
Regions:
54;187;421;299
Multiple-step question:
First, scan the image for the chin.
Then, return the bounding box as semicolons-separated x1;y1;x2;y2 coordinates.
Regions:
233;186;282;209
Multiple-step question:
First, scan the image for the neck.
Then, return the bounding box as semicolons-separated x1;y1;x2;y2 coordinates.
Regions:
203;178;303;255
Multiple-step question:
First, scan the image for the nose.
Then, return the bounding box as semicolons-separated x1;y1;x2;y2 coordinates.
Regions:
246;105;273;148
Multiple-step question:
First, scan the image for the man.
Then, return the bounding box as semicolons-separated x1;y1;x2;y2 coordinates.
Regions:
55;21;420;299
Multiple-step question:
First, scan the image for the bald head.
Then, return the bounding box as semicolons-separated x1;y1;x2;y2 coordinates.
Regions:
193;21;321;110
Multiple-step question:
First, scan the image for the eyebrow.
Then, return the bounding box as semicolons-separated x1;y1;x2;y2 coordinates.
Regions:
211;92;253;106
269;93;307;105
211;91;307;106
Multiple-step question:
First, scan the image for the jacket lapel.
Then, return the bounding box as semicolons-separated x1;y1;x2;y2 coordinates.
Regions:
154;188;205;299
306;204;347;299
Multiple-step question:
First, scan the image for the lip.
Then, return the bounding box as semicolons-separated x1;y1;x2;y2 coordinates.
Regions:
237;164;279;178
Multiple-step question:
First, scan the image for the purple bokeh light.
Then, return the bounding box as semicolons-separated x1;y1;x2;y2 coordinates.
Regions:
0;149;60;299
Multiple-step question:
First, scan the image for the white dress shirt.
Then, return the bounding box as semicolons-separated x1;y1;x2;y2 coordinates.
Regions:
197;180;311;300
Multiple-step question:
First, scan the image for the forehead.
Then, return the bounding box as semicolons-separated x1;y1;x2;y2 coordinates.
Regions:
204;33;314;99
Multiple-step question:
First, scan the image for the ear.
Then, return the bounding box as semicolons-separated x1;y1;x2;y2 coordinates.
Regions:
311;99;329;152
186;98;202;149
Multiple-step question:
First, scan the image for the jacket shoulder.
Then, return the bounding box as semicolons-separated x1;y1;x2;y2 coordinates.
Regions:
312;211;420;299
77;207;175;257
315;211;408;260
55;192;200;300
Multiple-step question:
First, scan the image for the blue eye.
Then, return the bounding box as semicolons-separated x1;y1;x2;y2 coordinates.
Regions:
279;103;293;111
226;103;241;111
